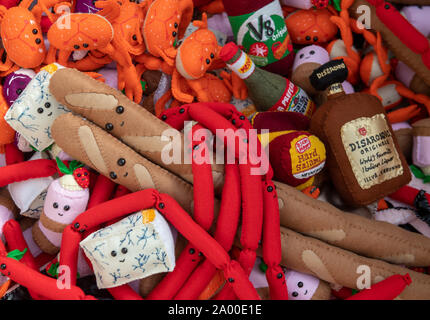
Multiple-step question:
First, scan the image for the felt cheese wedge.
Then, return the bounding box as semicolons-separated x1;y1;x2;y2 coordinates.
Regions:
275;181;430;267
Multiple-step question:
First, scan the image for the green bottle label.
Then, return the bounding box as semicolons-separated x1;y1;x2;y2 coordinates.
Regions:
228;0;291;67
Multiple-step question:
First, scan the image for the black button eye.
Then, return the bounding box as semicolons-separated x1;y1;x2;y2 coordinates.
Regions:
32;29;38;34
174;22;178;28
53;202;58;208
117;158;126;166
210;53;214;59
35;38;41;44
299;54;304;58
37;107;43;114
305;36;311;41
132;34;137;41
161;115;167;120
116;106;124;114
16;88;22;95
45;102;51;108
121;247;128;254
111;250;117;257
110;172;117;179
310;50;315;55
313;36;318;42
105;123;114;131
84;172;88;176
206;59;210;64
74;44;80;49
384;4;390;9
298;281;303;288
179;108;185;114
64;205;70;211
83;43;89;48
292;292;298;297
172;31;177;37
77;173;81;177
189;248;195;254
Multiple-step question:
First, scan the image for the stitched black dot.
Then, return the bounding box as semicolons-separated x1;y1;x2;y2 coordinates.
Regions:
105;123;114;131
117;158;126;166
35;38;41;44
64;205;70;211
179;108;185;114
53;202;58;208
174;22;178;28
300;54;304;59
385;4;390;9
159;203;165;209
32;29;38;34
298;281;303;287
37;107;43;114
198;252;203;257
84;172;88;176
110;172;117;179
121;248;128;254
206;59;210;64
292;292;298;297
305;36;311;41
210;53;214;59
116;106;124;114
313;36;318;42
277;272;283;279
74;44;80;49
172;31;177;37
232;119;236;125
83;43;89;48
228;278;234;283
45;102;51;108
239;115;245;120
132;34;137;41
74;223;80;229
310;50;315;55
0;264;6;270
267;186;273;192
161;115;167;120
16;88;22;95
111;251;117;257
189;248;195;254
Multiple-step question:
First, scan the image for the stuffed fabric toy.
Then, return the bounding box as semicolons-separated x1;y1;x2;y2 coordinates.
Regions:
80;208;176;289
2;69;36;107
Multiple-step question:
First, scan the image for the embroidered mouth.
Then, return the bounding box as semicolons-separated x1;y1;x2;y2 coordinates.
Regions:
58;213;63;216
124;172;128;177
48;112;53;116
119;259;125;263
304;290;308;295
120;121;124;127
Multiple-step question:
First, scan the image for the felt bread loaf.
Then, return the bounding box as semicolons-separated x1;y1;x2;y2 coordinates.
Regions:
49;68;225;192
278;227;430;300
274;181;430;267
51;113;195;213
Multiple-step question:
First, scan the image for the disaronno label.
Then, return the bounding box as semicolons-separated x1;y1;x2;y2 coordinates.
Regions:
341;114;403;189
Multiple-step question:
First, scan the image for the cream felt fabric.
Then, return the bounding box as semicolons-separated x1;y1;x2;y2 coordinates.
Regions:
80;209;175;289
4;63;69;151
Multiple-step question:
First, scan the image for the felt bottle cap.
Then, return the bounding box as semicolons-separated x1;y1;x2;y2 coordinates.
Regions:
412;118;430;137
309;59;349;92
219;42;240;63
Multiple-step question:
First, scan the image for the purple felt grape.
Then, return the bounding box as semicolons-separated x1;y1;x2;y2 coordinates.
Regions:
3;69;36;106
75;0;100;14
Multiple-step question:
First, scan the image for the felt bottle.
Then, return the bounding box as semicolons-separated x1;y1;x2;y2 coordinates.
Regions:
309;59;411;206
221;0;294;76
220;42;315;117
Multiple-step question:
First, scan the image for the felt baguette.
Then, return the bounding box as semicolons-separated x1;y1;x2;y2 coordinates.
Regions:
350;0;430;87
278;227;430;300
51;113;195;213
48;68;224;192
274;181;430;267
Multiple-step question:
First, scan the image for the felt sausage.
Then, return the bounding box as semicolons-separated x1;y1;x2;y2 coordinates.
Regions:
277;226;430;300
274;181;430;267
48;68;225;192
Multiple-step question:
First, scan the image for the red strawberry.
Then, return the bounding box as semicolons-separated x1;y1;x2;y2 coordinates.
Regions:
73;167;90;189
312;0;329;8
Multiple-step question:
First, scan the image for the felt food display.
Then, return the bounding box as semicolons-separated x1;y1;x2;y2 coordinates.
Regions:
32;159;90;255
285;8;337;45
309;60;411;205
2;69;36;107
4;63;69;152
80;209;175;289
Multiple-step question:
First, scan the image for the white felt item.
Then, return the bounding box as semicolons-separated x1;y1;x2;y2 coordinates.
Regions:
80;209;175;289
4;63;69;151
8;152;54;216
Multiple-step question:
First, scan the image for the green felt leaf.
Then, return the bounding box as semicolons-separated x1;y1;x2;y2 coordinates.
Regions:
6;248;27;261
47;262;59;278
410;165;425;179
68;160;84;172
259;260;268;273
56;157;72;175
332;0;341;11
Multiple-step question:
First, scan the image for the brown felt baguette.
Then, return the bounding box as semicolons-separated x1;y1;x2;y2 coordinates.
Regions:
350;0;430;87
49;68;224;192
51;113;196;213
274;181;430;267
277;227;430;300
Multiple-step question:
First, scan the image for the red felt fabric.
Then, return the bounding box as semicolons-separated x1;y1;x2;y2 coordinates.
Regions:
346;274;411;300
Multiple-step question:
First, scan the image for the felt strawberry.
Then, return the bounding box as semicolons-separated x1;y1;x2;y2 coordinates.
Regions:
55;157;90;189
313;0;329;9
73;167;90;189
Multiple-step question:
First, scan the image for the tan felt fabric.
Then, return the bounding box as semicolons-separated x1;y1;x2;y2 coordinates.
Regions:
291;62;321;96
351;0;430;87
275;181;430;266
279;227;430;300
49;68;225;192
51;113;195;213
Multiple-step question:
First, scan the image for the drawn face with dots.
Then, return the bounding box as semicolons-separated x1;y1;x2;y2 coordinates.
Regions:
292;45;330;73
43;179;89;225
285;270;320;300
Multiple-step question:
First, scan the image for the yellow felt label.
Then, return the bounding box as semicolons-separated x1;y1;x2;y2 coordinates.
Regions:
290;134;326;179
141;209;156;224
41;63;58;74
341;114;403;189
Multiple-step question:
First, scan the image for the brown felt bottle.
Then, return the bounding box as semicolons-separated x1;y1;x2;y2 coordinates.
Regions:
309;59;411;206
